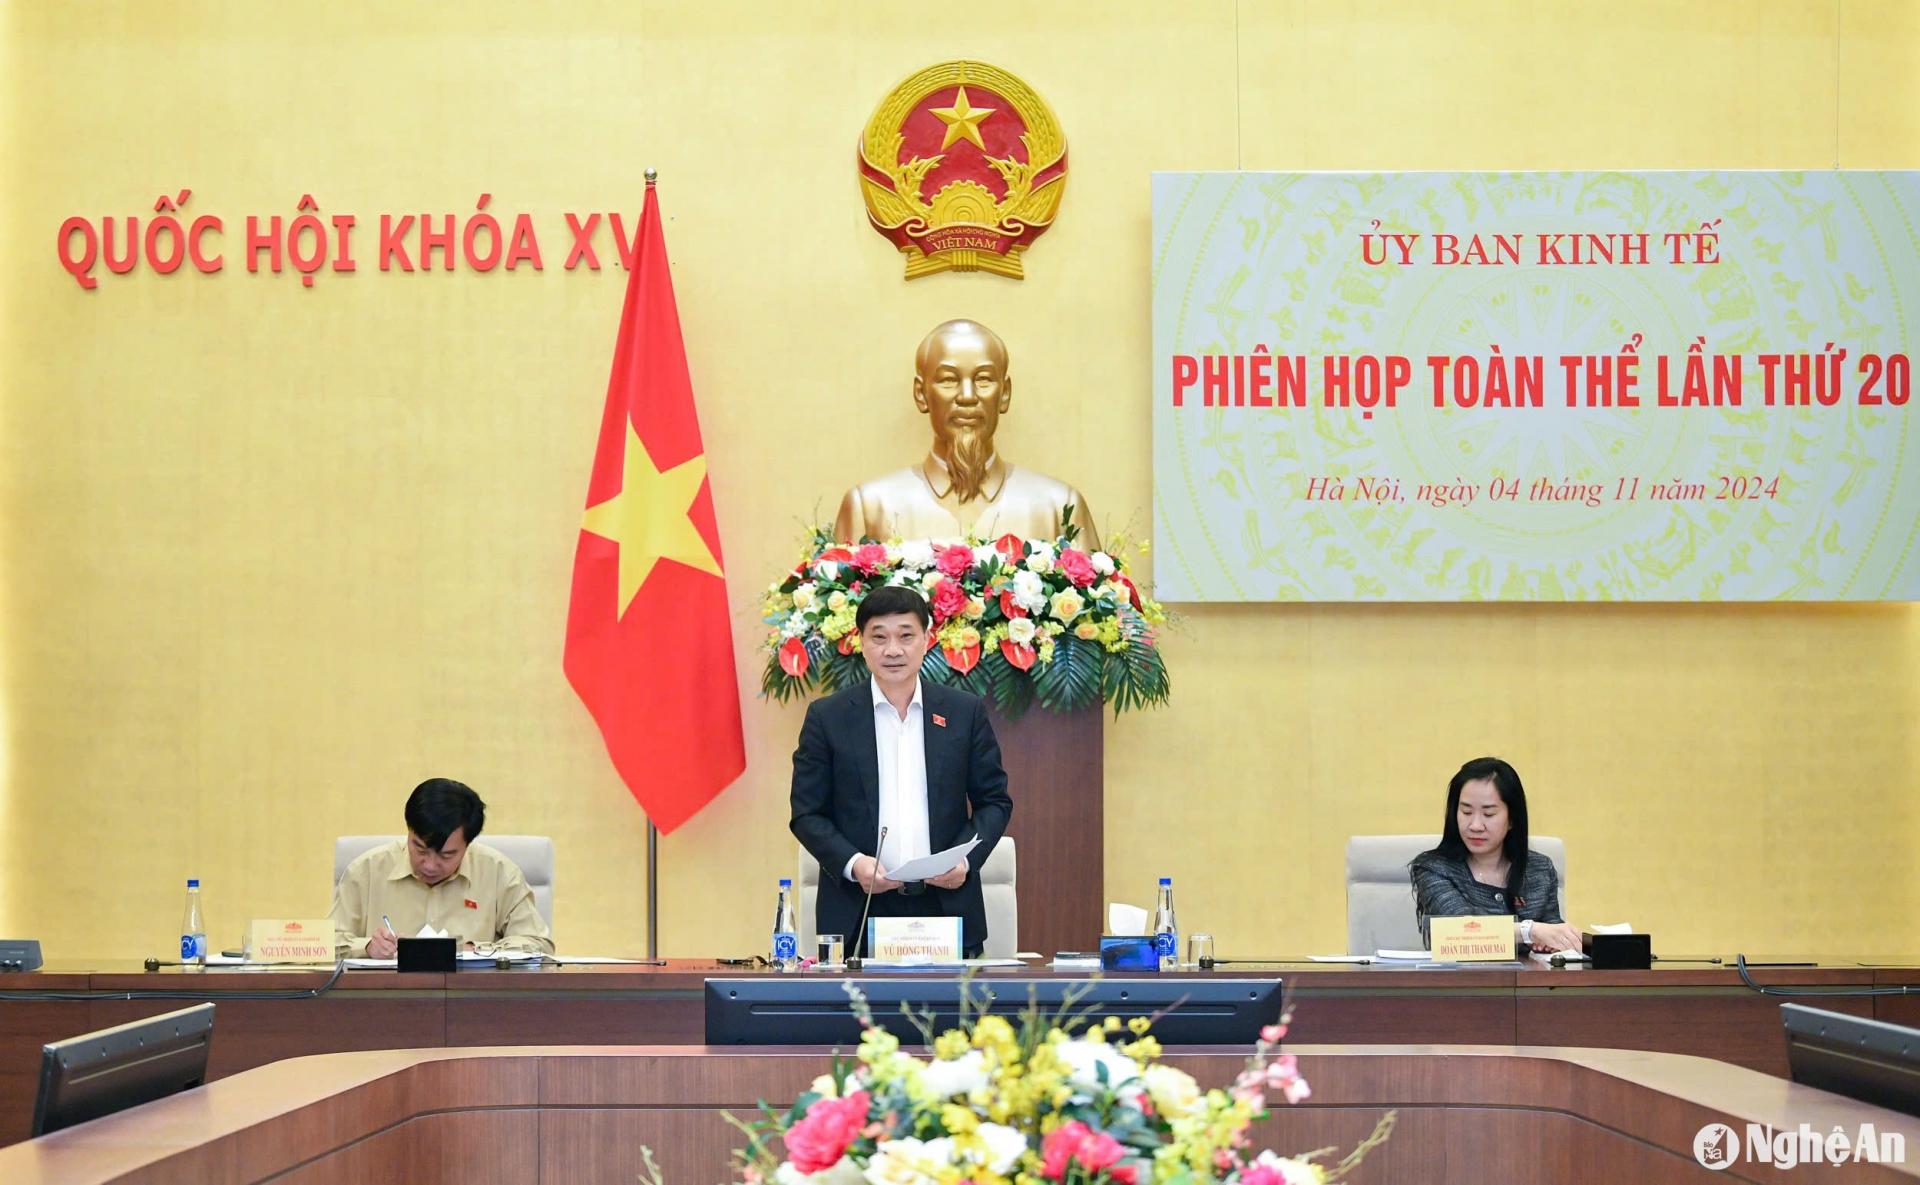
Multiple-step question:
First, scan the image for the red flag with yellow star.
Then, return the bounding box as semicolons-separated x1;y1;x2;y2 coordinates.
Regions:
564;179;744;834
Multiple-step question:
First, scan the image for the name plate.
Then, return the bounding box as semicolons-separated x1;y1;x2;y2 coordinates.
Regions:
1430;915;1516;962
248;918;334;963
867;916;963;961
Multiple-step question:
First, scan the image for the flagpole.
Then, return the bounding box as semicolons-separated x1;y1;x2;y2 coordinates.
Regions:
643;163;660;964
646;820;660;959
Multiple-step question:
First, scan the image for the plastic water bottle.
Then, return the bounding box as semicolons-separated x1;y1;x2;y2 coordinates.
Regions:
180;878;208;966
771;878;798;971
1153;876;1179;971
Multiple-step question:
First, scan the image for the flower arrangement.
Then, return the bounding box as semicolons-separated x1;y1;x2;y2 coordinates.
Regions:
725;981;1393;1185
760;510;1171;715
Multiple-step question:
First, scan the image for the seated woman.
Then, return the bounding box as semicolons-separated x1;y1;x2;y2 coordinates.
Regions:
1409;757;1582;954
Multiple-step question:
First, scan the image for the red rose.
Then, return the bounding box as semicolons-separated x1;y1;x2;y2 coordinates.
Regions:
1058;548;1098;587
1110;1165;1138;1185
784;1090;869;1174
851;543;889;574
935;544;975;578
931;578;968;623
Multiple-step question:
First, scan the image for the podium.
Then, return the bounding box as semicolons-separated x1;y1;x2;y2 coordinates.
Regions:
988;703;1102;957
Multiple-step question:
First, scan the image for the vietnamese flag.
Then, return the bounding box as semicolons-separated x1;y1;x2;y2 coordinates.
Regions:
564;177;745;834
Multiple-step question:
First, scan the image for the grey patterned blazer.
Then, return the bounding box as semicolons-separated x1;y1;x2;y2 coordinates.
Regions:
1409;849;1562;946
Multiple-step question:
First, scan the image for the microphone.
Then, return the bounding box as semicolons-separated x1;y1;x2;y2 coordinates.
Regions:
846;826;888;971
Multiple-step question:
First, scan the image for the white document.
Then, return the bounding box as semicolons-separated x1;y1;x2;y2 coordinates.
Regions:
885;836;980;883
1307;955;1375;963
1374;949;1434;961
345;957;398;969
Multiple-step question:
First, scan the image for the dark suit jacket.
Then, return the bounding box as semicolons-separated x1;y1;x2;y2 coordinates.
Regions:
789;680;1012;951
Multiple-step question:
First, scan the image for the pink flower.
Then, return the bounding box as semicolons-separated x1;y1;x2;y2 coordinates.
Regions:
931;578;968;624
935;545;975;578
1281;1078;1311;1104
851;543;889;574
1040;1120;1092;1180
784;1090;870;1174
1239;1160;1288;1185
1057;548;1098;587
1260;1023;1287;1044
1040;1120;1129;1181
1077;1131;1124;1174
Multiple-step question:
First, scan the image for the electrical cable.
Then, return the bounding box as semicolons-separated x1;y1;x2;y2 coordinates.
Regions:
0;960;350;1002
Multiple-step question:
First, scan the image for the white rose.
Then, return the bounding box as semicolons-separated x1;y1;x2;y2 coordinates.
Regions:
1049;589;1087;623
972;543;1001;568
828;591;849;612
1141;1064;1203;1119
1091;552;1117;576
917;1049;988;1099
1010;569;1049;613
865;1139;943;1185
814;559;842;581
884;543;902;564
792;582;818;611
919;571;944;595
1006;617;1037;646
1025;544;1055;575
972;1124;1027;1174
1055;1038;1142;1096
779;1157;867;1185
899;540;935;569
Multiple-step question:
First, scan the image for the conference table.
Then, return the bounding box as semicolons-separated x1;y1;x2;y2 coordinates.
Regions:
3;958;1918;1171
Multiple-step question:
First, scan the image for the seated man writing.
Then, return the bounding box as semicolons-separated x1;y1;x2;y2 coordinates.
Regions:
330;778;553;957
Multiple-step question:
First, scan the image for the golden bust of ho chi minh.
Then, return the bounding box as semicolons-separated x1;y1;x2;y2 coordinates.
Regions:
833;320;1099;549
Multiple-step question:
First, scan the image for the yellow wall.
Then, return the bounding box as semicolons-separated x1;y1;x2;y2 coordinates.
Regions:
3;1;1917;963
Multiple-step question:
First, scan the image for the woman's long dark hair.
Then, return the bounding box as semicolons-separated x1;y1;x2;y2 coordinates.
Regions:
1432;756;1530;905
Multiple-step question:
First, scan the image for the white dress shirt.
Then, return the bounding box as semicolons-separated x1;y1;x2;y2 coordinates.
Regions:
844;677;931;880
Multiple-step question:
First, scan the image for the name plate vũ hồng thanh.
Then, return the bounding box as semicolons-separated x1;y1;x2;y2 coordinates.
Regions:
867;916;963;962
247;918;335;963
1429;915;1516;962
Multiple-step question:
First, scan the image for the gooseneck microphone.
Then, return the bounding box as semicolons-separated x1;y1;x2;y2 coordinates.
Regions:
846;825;888;971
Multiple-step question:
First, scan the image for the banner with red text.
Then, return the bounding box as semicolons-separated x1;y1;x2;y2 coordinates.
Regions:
1152;171;1920;601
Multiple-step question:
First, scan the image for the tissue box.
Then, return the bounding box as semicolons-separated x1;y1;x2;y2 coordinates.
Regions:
397;937;456;972
1582;931;1652;970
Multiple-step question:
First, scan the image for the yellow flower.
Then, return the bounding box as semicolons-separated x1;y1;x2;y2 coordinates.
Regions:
934;1031;971;1059
1074;622;1100;641
1049;588;1086;623
828;591;849;612
942;1103;980;1133
1127;1016;1152;1035
792;582;818;611
964;596;987;620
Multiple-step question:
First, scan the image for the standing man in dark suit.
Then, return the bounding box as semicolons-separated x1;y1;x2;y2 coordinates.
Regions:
790;585;1012;959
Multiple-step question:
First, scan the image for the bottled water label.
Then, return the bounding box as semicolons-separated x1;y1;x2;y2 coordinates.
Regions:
1154;931;1177;958
181;934;206;960
773;932;798;962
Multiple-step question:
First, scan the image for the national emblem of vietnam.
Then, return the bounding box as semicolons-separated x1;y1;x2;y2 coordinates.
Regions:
858;61;1067;280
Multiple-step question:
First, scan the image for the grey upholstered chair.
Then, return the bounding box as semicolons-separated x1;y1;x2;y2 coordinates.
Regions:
1344;833;1567;955
333;835;556;933
797;836;1017;958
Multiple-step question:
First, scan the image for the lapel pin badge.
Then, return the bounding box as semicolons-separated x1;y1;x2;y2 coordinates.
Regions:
932;713;947;728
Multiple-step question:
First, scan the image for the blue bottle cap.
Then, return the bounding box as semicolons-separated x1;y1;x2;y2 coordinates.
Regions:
1159;876;1172;885
187;878;200;888
779;877;792;886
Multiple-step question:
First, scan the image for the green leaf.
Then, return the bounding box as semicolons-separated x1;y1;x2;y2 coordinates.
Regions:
1032;634;1102;712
